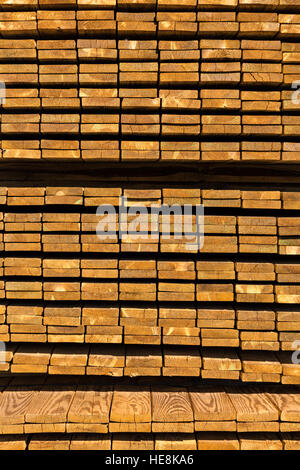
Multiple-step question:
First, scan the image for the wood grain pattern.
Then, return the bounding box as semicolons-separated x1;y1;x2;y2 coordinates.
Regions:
189;386;236;421
267;388;300;422
0;384;296;431
110;386;151;423
152;386;194;425
0;386;37;425
67;385;113;425
25;386;75;424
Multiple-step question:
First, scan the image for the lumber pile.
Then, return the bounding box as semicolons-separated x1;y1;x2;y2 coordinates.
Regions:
0;187;299;353
0;381;297;435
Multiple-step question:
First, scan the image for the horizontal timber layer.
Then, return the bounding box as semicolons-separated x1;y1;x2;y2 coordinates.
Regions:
0;379;298;434
1;140;300;162
0;305;299;349
2;431;300;451
0;344;300;384
0;1;300;13
0;187;297;348
1;10;300;39
0;11;299;163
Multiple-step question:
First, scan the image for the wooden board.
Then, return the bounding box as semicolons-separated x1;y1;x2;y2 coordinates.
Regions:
155;433;197;450
189;386;236;422
110;386;151;424
67;385;113;429
0;386;36;425
196;432;239;451
267;388;300;422
25;386;75;424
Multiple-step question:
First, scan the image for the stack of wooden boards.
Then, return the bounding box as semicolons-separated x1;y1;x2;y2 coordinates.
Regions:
1;0;300;451
0;2;299;161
